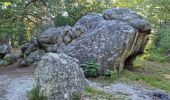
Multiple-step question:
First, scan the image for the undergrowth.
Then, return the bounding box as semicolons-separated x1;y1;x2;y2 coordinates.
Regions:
120;58;170;91
84;86;125;100
144;50;167;62
80;60;100;77
92;58;170;92
28;85;47;100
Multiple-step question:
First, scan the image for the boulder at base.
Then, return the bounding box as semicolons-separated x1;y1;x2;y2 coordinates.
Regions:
35;53;88;100
19;49;45;67
3;54;17;65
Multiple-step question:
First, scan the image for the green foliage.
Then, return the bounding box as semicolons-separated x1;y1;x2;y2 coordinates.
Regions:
28;85;47;100
0;0;52;46
72;93;81;100
157;24;170;52
54;14;73;27
80;60;100;77
53;0;107;26
145;50;166;62
104;70;117;80
144;23;170;62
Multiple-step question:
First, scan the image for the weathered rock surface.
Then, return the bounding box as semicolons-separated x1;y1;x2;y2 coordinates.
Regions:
0;44;13;66
61;15;139;72
22;8;151;73
3;54;17;65
37;25;86;52
19;49;45;67
0;60;8;66
0;44;10;59
35;53;88;100
165;49;170;59
103;8;151;32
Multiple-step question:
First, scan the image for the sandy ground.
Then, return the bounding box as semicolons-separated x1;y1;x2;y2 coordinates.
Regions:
0;61;35;100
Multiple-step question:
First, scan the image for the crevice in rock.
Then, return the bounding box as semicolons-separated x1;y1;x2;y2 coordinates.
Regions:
124;51;143;70
123;29;150;70
139;29;151;35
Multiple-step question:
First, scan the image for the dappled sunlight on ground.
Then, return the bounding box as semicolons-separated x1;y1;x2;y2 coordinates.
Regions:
119;60;170;91
163;74;170;80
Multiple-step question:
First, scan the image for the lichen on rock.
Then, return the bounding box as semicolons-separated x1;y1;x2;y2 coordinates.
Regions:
35;53;88;100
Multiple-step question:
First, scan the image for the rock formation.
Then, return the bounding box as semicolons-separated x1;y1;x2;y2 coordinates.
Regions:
22;8;151;73
35;53;88;100
0;46;16;66
0;44;10;59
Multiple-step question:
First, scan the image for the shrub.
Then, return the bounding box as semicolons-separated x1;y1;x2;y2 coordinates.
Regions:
104;70;117;80
80;60;100;77
28;85;47;100
144;23;170;62
72;93;81;100
144;44;167;62
54;14;73;27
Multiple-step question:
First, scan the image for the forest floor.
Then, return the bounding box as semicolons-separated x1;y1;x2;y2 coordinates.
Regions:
0;49;35;100
85;60;170;100
0;61;35;100
0;49;170;100
92;60;170;91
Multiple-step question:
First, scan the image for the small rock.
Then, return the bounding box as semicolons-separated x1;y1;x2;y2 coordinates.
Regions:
20;50;45;67
21;43;31;54
3;54;17;65
19;60;29;67
21;43;37;55
0;44;10;59
0;60;8;66
149;90;170;100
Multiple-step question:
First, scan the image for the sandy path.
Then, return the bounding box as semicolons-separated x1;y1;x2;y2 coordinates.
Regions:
0;62;35;100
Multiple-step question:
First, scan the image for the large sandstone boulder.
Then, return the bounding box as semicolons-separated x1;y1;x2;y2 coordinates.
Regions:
35;53;88;100
22;8;151;73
